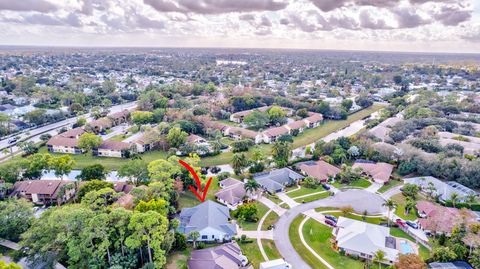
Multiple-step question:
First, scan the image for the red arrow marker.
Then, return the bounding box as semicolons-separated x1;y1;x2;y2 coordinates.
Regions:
179;159;212;202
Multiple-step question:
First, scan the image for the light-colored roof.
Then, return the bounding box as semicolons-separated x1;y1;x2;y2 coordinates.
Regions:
352;160;394;183
229;127;259;139
59;127;85;138
298;160;341;181
98;140;131;151
404;176;477;202
304;113;323;123
287;120;307;130
254;168;304;193
188;242;249;269
216;179;246;206
335;217;399;262
178;200;236;236
263;126;289;137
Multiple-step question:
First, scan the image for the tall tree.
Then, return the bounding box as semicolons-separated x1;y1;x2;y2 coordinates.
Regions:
372;250;386;269
0;199;33;241
118;159;149;186
382;199;397;227
78;133;102;153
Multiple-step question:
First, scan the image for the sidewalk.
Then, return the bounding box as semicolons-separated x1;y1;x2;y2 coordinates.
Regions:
259;196;287;216
277;192;300;208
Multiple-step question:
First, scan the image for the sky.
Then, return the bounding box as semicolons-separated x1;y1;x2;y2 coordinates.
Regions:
0;0;479;53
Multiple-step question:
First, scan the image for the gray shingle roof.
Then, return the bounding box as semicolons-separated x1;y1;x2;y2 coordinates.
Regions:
253;168;304;193
178;200;236;236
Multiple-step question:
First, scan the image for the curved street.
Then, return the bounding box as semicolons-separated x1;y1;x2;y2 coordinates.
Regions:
273;189;388;269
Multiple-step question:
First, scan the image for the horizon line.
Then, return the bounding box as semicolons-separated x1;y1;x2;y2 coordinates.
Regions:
0;44;479;56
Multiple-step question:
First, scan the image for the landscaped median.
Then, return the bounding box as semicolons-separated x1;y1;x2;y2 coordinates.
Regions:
293;191;330;203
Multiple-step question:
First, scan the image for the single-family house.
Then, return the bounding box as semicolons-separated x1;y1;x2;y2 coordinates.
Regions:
333;217;401;265
187;242;251;269
11;180;76;205
404;176;477;202
93;140;133;158
297;160;341;182
416;201;477;235
352;160;394;184
178;200;237;242
216;178;259;210
253;168;304;193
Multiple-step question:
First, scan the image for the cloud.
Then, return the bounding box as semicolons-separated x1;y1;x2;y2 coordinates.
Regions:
309;0;348;12
391;7;431;28
0;0;57;12
239;14;255;21
144;0;289;14
260;16;272;27
433;5;471;26
359;10;392;29
136;15;165;29
279;18;289;25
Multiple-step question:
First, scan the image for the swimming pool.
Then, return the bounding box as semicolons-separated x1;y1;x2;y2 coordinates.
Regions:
400;240;414;254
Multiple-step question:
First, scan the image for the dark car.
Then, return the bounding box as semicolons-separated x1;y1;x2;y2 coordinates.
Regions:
322;183;331;190
8;138;17;144
325;214;338;223
406;221;418;229
210;166;221;173
325;219;336;227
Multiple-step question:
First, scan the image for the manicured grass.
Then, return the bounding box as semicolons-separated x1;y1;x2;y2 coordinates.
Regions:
289;215;330;269
291;104;385;148
261;210;280;230
238;240;264;269
261;239;282;260
315;207;339;212
279;203;290;209
329;212;386;225
390;228;431;260
199;104;385;166
287;186;324;198
391;193;418;221
377;180;403;193
294;191;330;203
264;193;283;204
108;134;131;142
236;202;270;231
332;178;372;189
302;218;364;269
178;177;220;209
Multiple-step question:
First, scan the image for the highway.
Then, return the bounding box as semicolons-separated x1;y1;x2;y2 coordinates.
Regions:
0;101;137;161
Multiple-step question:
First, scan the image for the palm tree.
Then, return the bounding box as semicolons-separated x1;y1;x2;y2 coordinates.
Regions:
405;197;417;215
188;231;200;249
231;153;247;175
382;199;397;227
426;182;437;201
372;250;386;269
450;192;460;208
466;193;477;206
244;179;260;200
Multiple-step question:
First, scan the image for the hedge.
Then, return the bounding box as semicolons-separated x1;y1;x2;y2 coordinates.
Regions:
442;201;480;211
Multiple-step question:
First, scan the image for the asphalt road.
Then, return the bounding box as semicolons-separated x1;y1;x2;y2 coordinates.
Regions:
0;101;137;161
273;189;387;269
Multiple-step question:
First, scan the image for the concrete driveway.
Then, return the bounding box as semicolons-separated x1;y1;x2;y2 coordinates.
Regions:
273;189;387;269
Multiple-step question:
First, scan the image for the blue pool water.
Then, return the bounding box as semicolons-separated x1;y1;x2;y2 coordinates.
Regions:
400;240;414;254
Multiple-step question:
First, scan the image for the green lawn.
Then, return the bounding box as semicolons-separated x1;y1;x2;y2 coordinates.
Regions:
289;215;330;269
302;218;365;269
238;240;264;269
315;207;339;212
329;212;386;225
263;193;283;204
287;186;325;198
108;134;131;142
390;228;431;260
377;180;403;193
236;202;269;231
199;104;385;167
262;239;282;260
261;211;279;230
279;203;290;209
294;192;330;203
178;177;220;209
332;178;372;189
166;248;190;269
391;193;418;221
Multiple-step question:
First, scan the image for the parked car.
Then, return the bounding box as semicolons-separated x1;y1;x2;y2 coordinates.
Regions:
406;221;418;229
325;214;338;223
396;219;407;228
325;219;336;227
210;166;221;173
322;183;331;190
